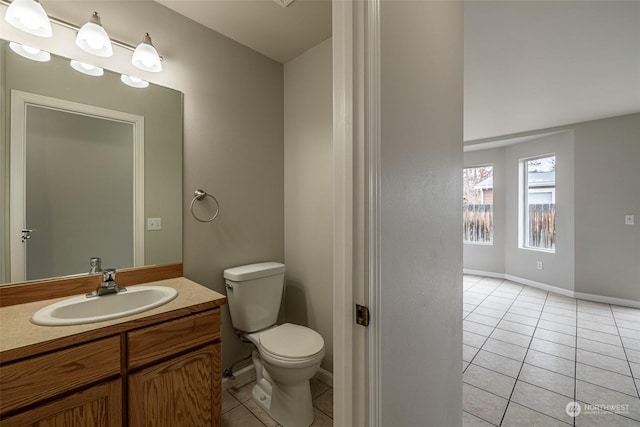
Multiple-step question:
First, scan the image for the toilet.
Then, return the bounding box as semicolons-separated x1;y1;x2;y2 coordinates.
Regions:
223;262;325;427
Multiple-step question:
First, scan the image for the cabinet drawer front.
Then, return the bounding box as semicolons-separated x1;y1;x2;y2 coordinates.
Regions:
0;336;120;415
1;379;122;427
128;309;220;369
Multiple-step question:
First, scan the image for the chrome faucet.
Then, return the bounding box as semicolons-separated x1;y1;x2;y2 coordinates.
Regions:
86;268;127;298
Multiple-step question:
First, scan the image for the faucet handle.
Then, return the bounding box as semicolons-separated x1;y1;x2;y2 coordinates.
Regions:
103;268;116;282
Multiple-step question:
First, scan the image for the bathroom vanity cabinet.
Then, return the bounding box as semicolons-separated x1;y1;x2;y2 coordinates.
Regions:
0;269;225;427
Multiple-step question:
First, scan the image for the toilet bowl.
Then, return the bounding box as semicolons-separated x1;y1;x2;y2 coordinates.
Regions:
245;323;325;427
223;263;326;427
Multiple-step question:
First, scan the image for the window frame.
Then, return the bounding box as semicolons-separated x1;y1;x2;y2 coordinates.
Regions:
463;164;494;245
519;154;556;253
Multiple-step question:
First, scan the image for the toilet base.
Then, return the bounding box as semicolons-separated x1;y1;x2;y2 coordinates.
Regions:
251;351;315;427
252;379;314;427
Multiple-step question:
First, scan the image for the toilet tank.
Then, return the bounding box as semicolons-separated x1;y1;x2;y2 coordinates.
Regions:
223;262;286;333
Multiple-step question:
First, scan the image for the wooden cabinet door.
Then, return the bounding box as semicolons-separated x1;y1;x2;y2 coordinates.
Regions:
128;343;221;427
1;379;121;427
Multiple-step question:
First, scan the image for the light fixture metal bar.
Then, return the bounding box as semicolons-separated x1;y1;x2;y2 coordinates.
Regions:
0;0;136;51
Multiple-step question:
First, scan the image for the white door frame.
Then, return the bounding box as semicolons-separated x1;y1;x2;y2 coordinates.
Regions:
333;0;381;425
9;90;145;282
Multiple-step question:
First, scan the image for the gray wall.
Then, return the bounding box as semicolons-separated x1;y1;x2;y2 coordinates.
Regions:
380;1;463;425
26;1;285;371
283;38;333;372
574;114;640;301
464;113;639;302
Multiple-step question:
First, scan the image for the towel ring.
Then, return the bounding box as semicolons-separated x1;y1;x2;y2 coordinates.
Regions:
190;189;220;223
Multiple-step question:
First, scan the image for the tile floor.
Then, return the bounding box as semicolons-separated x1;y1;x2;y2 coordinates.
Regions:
221;378;333;427
463;275;640;426
221;275;639;426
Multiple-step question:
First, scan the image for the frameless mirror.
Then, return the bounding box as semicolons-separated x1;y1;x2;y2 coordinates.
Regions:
0;39;183;284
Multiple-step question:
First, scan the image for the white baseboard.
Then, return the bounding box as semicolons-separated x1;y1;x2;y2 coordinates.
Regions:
222;364;256;392
314;367;333;387
221;362;333;393
463;269;640;309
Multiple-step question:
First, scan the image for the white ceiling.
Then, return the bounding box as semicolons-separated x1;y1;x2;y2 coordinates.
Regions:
156;0;331;64
157;0;639;142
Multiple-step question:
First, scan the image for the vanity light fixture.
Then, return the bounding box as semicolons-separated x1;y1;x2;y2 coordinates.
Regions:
131;33;162;73
70;59;104;76
9;41;50;61
4;0;52;37
120;74;149;88
75;12;113;57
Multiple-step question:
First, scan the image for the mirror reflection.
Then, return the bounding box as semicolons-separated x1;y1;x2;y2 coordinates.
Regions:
1;39;184;285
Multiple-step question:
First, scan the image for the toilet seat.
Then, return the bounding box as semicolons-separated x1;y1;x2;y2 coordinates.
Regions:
255;323;324;368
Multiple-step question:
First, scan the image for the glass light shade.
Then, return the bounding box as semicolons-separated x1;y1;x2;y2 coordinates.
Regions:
9;42;50;62
70;60;104;76
131;33;162;73
120;74;149;89
75;12;112;57
4;0;52;37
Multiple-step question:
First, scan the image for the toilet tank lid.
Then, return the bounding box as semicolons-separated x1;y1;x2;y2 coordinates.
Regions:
224;262;286;281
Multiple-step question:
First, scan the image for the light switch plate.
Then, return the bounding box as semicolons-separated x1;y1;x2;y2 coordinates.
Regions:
625;215;634;225
147;218;162;230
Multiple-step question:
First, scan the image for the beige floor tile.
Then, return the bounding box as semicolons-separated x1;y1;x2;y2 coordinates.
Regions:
310;408;333;426
533;328;576;347
314;388;333;418
529;337;575;361
464;320;496;337
576;363;638;397
490;328;532;348
510;381;574;424
541;306;576;319
540;312;577;327
622;336;640;352
497;319;535;336
464;331;489;348
616;319;640;331
229;380;255;403
464;364;516;399
462;411;495;426
222;390;242;414
472;350;523;378
577;327;622;347
463;383;508;425
502;312;539;327
577;337;627;360
518;363;574;398
310;378;331;399
464;344;481;362
467;313;501;327
244;398;279;427
537;319;577;336
474;306;508;319
627;348;640;364
630;361;640;379
577;348;633;376
508;306;542;319
502;402;571;426
577;319;619;335
221;405;264;427
525;349;575;376
575;403;640;427
576;380;640;422
482;338;528;361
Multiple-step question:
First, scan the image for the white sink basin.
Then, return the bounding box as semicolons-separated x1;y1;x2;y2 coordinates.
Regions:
31;286;178;326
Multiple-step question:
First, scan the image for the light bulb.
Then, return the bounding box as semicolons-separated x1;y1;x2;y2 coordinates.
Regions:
4;0;52;37
75;12;113;57
131;33;162;73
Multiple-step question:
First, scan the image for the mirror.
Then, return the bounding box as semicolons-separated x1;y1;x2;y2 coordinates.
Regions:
1;39;183;284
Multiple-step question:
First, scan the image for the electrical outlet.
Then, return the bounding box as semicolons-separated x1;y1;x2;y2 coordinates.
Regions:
147;218;162;230
625;215;634;225
537;261;543;270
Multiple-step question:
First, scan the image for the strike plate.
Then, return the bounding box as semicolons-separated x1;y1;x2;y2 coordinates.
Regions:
356;304;370;327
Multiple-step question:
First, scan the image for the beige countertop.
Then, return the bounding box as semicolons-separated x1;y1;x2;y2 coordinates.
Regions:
0;277;226;361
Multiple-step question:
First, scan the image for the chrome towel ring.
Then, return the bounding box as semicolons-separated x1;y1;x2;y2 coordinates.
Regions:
190;189;220;223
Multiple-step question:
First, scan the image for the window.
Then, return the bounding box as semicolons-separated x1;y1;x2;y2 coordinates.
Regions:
522;155;556;251
463;165;493;244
